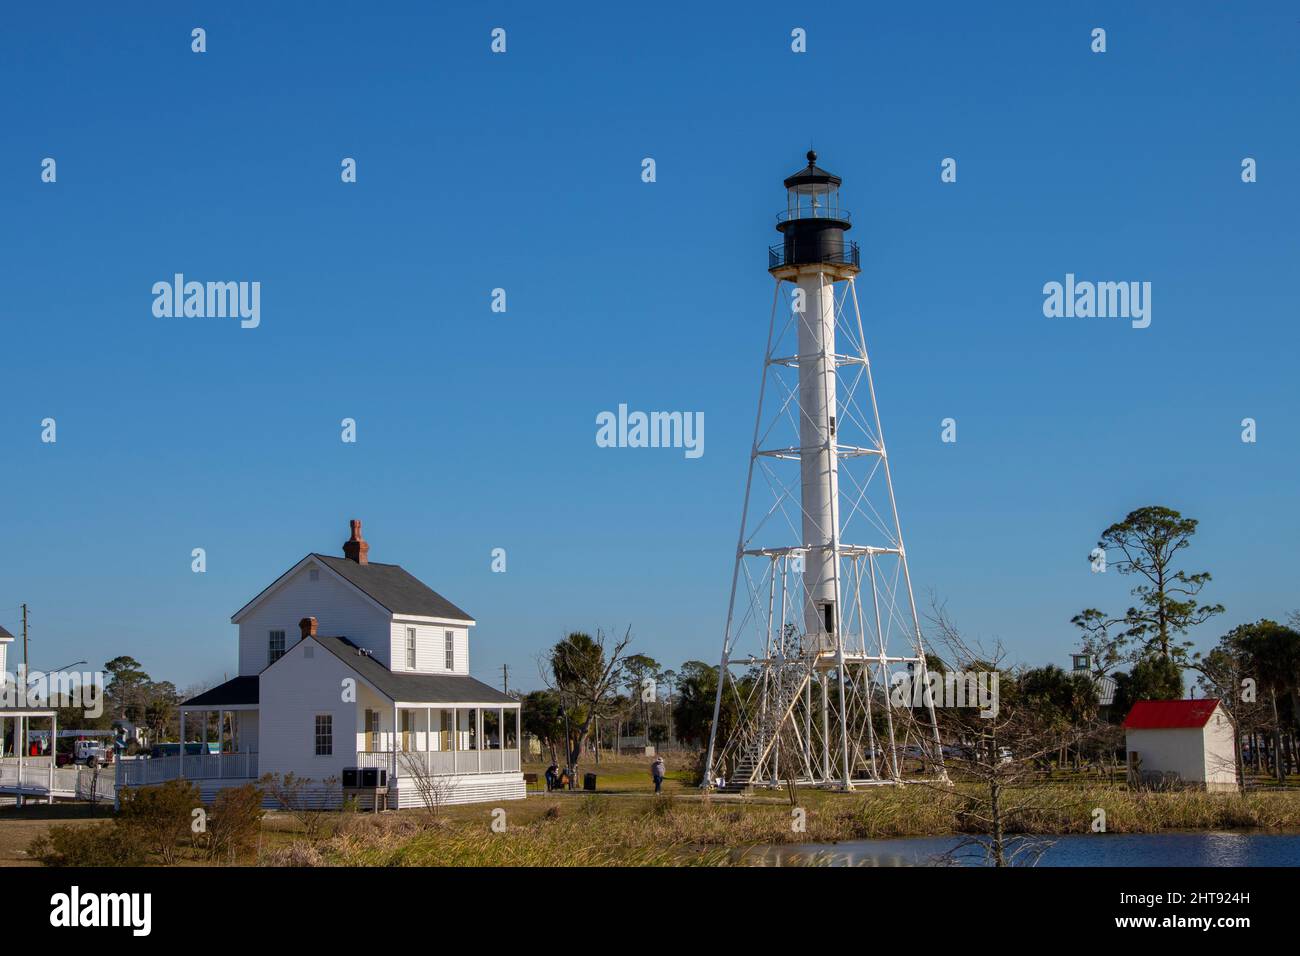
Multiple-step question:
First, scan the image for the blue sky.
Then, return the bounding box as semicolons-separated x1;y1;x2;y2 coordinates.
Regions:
1;3;1296;692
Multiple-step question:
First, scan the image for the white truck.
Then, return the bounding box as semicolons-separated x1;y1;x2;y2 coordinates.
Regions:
70;739;112;767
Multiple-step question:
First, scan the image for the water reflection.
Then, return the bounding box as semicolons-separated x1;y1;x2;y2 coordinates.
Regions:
741;832;1300;867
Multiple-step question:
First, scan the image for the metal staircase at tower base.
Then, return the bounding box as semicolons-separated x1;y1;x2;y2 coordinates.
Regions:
718;664;809;793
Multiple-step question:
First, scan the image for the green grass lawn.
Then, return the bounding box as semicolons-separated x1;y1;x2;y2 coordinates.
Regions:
522;755;696;794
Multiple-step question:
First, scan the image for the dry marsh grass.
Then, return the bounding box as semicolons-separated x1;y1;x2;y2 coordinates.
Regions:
258;785;1300;867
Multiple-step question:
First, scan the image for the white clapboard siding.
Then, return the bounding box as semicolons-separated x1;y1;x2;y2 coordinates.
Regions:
258;637;362;786
238;559;393;674
394;772;526;809
388;619;471;675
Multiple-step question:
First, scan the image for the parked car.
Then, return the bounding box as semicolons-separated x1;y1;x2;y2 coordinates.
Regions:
149;742;214;759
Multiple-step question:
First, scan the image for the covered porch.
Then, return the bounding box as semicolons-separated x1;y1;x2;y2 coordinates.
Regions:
0;704;60;804
124;675;261;787
357;701;522;779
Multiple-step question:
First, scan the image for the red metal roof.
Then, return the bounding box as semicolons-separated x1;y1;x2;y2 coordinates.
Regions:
1123;699;1221;730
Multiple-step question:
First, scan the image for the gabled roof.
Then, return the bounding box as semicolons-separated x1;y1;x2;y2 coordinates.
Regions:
180;676;260;708
1124;699;1221;730
0;625;14;641
232;553;474;624
314;636;514;705
312;555;473;621
1095;674;1117;707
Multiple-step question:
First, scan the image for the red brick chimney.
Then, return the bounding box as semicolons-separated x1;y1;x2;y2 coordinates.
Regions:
299;617;318;640
343;519;369;565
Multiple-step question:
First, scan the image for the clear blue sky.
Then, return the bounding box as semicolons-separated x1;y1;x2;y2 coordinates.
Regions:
1;3;1296;693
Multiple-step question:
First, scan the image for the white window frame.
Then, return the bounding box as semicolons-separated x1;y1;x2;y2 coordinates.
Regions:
444;630;455;670
406;627;417;669
314;714;333;756
269;629;286;664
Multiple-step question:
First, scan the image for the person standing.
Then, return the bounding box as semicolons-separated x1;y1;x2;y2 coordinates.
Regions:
651;755;666;794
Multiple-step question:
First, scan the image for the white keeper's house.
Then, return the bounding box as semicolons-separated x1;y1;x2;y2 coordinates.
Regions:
125;520;525;807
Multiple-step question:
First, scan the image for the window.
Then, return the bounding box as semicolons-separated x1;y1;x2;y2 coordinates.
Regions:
314;715;333;756
269;629;286;664
445;630;455;670
309;567;319;582
406;627;417;669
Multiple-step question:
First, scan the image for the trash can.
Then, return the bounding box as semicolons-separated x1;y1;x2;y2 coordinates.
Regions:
583;772;597;792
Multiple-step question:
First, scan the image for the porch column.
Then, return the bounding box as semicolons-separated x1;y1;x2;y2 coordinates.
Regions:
16;716;24;807
48;711;56;803
425;706;432;774
498;708;504;768
178;710;185;778
477;708;483;773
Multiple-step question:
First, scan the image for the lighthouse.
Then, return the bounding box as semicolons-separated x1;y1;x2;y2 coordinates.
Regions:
779;153;853;647
703;153;945;791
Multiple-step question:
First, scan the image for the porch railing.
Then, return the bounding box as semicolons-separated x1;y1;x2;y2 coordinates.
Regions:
117;752;259;787
0;762;55;791
360;749;521;777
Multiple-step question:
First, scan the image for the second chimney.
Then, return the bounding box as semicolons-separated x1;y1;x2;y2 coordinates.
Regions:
343;519;369;565
299;617;318;640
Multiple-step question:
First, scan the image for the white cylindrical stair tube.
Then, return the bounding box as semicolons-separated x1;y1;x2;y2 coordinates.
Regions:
795;271;839;649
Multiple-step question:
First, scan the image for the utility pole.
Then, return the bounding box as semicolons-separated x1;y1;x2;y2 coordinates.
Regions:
21;603;29;673
501;663;510;694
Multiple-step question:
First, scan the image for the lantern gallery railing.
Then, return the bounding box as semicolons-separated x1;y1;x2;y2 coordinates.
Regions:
768;241;860;270
776;206;852;223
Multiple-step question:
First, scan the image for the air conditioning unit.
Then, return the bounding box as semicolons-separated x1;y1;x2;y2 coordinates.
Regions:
342;767;360;788
360;767;387;788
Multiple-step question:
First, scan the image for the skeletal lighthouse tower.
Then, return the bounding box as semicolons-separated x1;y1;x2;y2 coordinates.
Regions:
703;153;946;791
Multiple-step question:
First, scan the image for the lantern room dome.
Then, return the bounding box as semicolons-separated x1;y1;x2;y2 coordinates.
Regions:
783;150;843;192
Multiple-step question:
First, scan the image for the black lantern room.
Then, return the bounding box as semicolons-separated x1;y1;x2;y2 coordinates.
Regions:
770;151;860;272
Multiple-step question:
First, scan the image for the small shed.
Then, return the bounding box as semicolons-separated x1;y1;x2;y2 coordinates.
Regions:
1123;699;1238;792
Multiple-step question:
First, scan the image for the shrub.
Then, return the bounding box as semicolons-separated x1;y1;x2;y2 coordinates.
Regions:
118;779;202;865
29;823;148;867
201;784;265;862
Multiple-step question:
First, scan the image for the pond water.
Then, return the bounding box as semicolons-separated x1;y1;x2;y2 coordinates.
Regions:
745;831;1300;866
